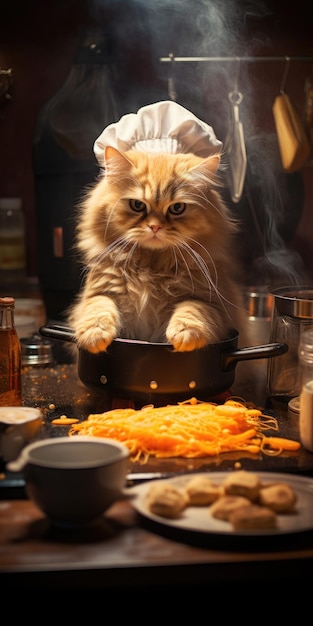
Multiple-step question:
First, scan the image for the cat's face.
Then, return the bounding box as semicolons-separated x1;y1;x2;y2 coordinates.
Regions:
77;146;237;260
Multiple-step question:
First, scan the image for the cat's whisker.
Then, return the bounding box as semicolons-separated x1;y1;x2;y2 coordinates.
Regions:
178;240;215;288
184;237;219;284
122;241;138;272
101;236;139;273
78;265;89;287
103;202;119;241
181;190;208;212
185;187;208;204
179;245;215;300
171;247;180;277
177;240;232;320
86;238;130;279
183;182;237;225
183;239;244;317
103;237;128;259
173;245;195;289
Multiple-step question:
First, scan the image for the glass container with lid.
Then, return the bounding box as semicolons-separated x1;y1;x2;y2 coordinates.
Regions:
267;285;313;402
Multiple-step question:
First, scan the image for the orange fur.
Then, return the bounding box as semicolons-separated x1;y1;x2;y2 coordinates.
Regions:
68;148;249;354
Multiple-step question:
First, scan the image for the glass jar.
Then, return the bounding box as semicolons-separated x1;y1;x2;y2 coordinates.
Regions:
0;197;26;291
267;285;313;403
299;329;313;452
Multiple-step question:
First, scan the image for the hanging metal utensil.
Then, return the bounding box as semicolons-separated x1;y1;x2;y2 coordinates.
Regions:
224;89;247;203
167;53;177;101
224;60;247;203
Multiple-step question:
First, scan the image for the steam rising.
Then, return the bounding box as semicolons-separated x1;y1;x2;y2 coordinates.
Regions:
87;0;306;287
90;0;271;57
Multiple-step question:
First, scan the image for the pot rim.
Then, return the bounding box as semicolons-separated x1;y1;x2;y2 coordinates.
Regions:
271;284;313;319
108;328;239;348
39;324;239;348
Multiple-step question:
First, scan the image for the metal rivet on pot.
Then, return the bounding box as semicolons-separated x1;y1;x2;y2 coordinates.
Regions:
188;380;197;389
100;375;108;385
149;380;158;390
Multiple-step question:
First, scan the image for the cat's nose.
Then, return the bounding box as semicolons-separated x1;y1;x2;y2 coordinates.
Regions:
150;224;162;233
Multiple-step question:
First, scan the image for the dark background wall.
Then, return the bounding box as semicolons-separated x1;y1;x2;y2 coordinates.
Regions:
0;0;312;288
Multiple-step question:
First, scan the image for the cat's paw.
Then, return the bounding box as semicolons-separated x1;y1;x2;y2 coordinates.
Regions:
166;327;209;352
75;326;116;354
166;302;222;351
69;296;121;354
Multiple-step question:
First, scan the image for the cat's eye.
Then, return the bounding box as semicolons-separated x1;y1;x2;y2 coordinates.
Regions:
168;202;186;215
129;199;147;212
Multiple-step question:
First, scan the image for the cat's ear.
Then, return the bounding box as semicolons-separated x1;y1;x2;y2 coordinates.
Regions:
189;153;220;177
201;154;220;174
104;146;132;169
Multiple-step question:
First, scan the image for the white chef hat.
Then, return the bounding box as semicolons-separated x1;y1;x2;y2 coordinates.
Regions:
94;100;222;166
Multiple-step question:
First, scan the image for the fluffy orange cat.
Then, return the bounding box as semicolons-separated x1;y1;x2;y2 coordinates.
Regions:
68;146;250;356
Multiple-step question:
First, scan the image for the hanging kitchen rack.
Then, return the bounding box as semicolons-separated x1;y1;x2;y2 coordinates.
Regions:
160;55;313;63
162;54;313;171
162;54;313;103
163;53;313;198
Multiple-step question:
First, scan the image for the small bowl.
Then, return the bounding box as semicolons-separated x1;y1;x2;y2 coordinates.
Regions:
0;406;42;463
7;436;130;528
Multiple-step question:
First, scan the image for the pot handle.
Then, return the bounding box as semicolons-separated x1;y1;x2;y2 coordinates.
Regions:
39;324;76;343
222;342;288;371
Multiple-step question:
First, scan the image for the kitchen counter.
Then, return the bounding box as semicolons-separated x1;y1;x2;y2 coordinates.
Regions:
1;363;313;592
1;494;313;592
2;363;313;496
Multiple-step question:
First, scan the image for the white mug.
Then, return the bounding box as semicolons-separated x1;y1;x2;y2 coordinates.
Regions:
0;406;42;463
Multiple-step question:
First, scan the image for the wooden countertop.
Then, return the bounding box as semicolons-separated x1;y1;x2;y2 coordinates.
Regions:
1;494;313;591
2;364;313;593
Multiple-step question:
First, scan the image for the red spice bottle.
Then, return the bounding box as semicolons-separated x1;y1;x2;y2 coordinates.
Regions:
0;296;22;406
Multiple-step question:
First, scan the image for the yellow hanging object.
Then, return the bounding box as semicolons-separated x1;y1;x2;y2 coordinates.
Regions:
273;92;311;173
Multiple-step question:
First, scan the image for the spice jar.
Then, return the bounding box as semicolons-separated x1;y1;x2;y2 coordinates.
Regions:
21;333;56;407
0;197;26;292
0;296;22;406
299;329;313;452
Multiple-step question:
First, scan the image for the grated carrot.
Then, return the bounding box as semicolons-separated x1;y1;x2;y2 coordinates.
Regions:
261;436;301;454
68;398;300;463
52;416;80;425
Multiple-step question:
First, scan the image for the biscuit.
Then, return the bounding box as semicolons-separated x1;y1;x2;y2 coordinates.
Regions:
259;483;297;513
223;470;261;502
146;481;189;518
228;504;277;530
209;495;251;521
185;475;222;505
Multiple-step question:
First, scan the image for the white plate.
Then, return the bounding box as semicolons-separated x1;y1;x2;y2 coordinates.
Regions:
128;471;313;540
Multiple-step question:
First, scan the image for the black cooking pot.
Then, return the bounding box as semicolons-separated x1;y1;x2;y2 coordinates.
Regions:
39;325;288;405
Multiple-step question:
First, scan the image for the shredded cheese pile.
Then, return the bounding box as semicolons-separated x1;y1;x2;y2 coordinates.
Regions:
69;398;301;463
